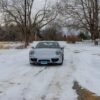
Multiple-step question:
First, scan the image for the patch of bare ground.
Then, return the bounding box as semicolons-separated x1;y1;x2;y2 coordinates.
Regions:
0;42;24;49
73;81;100;100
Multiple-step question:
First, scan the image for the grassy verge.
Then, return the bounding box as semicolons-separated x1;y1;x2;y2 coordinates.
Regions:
73;81;100;100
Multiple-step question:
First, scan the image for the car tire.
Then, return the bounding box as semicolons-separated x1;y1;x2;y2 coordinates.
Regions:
30;61;34;65
62;54;64;60
58;56;63;65
30;63;33;65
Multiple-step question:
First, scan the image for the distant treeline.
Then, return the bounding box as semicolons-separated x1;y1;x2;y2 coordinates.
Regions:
0;24;90;43
0;24;65;41
0;25;22;41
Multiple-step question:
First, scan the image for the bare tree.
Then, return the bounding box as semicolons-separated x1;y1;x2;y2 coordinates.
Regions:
0;0;57;47
56;0;100;40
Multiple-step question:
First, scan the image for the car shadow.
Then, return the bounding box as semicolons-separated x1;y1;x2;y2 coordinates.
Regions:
30;63;62;67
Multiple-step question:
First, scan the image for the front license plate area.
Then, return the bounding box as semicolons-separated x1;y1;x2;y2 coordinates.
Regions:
40;61;48;64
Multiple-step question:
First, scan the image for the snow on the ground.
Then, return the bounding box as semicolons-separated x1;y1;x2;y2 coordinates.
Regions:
0;41;100;100
71;43;100;96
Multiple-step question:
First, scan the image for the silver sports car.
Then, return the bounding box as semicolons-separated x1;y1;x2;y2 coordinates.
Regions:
29;41;64;65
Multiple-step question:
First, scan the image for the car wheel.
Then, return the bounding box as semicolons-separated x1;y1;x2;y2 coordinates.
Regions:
58;56;63;65
30;62;33;65
30;61;34;65
62;54;64;60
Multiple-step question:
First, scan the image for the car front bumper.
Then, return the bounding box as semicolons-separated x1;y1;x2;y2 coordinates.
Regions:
29;56;62;65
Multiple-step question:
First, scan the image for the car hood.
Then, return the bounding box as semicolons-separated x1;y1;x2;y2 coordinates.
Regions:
32;48;60;58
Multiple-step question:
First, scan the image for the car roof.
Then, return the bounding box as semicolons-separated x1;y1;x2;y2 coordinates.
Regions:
38;41;59;43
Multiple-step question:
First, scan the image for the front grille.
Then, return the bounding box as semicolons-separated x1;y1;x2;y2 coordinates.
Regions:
52;58;59;62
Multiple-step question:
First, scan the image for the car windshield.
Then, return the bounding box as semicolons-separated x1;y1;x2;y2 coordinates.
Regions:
36;42;60;48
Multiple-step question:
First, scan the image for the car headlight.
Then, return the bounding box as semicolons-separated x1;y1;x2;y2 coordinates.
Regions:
29;51;34;55
56;51;61;55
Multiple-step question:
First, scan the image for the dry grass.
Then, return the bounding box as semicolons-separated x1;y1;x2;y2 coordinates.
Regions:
0;44;3;48
0;42;24;49
0;42;14;44
0;43;10;49
73;81;100;100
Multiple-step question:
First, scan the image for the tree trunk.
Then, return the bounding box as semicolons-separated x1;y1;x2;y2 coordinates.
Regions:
25;34;29;48
94;0;99;39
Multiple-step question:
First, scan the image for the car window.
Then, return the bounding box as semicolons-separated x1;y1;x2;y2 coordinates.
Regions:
36;42;60;48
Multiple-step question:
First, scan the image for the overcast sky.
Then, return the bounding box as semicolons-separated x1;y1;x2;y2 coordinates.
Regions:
33;0;57;11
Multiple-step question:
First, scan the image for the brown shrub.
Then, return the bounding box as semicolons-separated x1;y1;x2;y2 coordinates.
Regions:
66;35;81;43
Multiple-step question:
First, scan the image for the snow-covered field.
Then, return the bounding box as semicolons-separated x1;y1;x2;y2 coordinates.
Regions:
0;41;100;100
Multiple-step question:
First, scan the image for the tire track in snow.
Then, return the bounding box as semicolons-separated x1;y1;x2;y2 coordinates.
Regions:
0;67;47;100
21;66;48;100
34;67;48;77
21;67;58;100
40;56;76;100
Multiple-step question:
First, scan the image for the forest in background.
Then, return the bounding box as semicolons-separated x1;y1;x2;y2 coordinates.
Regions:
0;0;100;46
